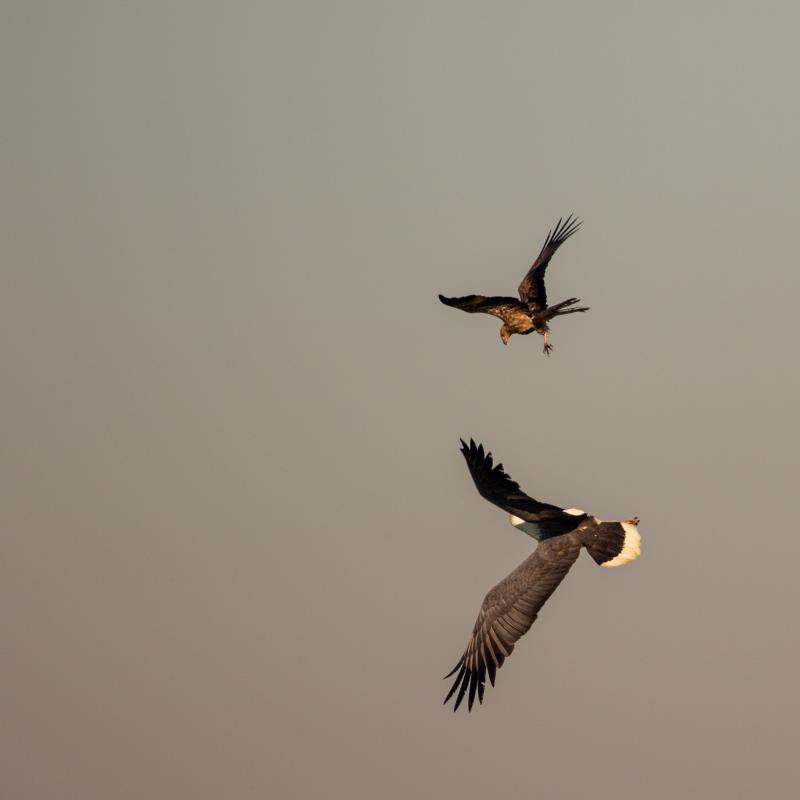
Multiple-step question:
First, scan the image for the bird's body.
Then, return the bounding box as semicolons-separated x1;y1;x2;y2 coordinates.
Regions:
439;215;588;354
444;439;641;712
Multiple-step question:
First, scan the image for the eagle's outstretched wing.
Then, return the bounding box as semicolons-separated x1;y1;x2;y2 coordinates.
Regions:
517;215;582;310
438;294;528;321
443;535;581;711
460;438;586;539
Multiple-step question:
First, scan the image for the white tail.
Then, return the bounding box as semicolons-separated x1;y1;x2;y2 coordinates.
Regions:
585;520;642;567
601;521;641;568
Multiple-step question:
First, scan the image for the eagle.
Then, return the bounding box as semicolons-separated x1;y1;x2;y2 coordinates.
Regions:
439;215;588;354
444;439;641;712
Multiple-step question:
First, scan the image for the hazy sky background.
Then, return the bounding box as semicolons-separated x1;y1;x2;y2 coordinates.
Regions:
3;2;800;798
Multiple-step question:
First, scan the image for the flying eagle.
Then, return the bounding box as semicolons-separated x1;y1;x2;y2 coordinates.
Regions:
444;439;641;712
439;215;588;354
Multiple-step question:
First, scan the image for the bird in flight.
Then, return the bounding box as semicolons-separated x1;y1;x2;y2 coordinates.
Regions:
439;215;587;355
444;439;641;712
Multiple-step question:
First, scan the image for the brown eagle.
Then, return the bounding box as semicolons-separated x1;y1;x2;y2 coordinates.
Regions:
439;215;587;354
444;439;641;712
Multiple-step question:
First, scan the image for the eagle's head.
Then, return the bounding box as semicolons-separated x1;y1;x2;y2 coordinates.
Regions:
500;325;511;345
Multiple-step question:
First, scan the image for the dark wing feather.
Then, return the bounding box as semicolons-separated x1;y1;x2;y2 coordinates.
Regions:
444;536;582;711
438;294;528;322
517;215;582;310
460;439;586;539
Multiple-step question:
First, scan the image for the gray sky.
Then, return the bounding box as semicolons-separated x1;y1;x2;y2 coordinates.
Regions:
3;2;800;798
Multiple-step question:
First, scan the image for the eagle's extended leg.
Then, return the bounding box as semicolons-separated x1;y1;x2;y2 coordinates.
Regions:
542;330;553;356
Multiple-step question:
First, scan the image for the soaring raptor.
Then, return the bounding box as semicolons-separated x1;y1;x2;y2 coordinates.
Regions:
439;215;587;354
444;439;641;712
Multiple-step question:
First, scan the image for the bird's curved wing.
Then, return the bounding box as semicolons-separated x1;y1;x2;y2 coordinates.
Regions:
517;215;582;310
460;439;586;539
443;536;581;711
438;294;528;323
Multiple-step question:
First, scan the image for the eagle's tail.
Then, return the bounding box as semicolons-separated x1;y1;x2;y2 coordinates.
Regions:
545;297;590;317
585;520;641;567
553;305;590;316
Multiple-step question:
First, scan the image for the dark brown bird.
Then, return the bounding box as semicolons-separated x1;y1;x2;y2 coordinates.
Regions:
443;439;641;712
439;215;588;355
